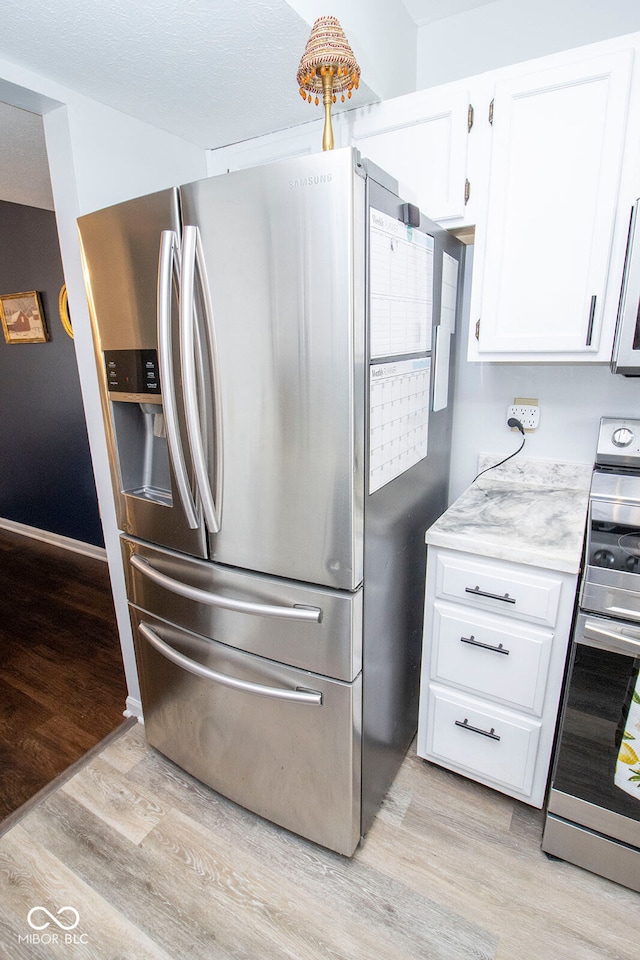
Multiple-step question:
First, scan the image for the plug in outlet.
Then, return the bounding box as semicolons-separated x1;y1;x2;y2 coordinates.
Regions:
508;397;540;432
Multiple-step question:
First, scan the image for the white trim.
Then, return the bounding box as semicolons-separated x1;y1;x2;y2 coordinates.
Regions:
0;516;107;561
125;697;143;721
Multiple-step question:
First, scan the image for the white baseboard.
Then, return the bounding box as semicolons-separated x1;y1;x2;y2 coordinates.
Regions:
0;517;107;561
124;697;143;721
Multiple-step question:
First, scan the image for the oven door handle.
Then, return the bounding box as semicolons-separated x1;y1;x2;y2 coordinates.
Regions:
581;620;640;657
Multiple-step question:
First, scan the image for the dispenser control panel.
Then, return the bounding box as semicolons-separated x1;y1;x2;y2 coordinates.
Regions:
104;349;161;397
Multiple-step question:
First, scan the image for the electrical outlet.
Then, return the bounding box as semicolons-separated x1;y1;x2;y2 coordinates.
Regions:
508;397;540;432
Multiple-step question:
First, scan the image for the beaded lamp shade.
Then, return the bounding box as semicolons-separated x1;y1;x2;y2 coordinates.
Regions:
296;15;360;151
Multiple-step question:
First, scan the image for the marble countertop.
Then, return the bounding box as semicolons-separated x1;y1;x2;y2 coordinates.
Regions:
426;457;593;574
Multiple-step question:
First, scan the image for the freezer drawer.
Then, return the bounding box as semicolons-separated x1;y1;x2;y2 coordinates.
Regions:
131;609;362;856
122;536;362;681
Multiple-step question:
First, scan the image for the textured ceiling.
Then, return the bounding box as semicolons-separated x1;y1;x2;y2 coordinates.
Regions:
0;0;380;149
0;0;548;211
0;0;402;210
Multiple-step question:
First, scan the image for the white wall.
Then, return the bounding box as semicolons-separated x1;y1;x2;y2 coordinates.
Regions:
0;55;208;717
417;0;640;88
449;250;640;502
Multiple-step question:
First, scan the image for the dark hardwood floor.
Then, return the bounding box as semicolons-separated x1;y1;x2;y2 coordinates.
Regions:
0;527;127;820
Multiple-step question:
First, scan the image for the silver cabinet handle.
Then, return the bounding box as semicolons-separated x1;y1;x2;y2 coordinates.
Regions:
130;553;322;623
460;634;510;655
138;622;322;705
180;224;222;534
157;230;198;529
465;585;516;604
455;718;501;741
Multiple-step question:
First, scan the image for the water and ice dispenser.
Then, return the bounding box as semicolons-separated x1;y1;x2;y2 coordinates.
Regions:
105;350;173;507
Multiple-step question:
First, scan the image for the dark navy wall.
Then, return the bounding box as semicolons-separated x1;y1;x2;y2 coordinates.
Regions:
0;200;103;547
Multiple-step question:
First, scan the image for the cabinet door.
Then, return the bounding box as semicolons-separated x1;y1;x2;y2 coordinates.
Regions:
473;50;632;360
349;87;471;221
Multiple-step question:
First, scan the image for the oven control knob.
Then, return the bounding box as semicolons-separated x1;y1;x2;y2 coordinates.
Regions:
593;549;616;567
612;427;634;447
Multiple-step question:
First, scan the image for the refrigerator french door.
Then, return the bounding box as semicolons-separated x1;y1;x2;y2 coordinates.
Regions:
78;148;464;855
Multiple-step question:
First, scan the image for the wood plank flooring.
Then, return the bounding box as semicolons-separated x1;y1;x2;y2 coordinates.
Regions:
0;528;127;819
0;723;637;960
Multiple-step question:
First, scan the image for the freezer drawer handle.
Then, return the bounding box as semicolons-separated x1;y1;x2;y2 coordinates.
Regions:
138;622;323;705
465;585;516;604
130;554;322;623
455;718;501;741
460;634;510;655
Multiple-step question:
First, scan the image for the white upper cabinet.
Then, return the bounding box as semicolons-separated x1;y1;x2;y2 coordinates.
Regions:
346;86;472;222
207;36;640;366
470;50;634;361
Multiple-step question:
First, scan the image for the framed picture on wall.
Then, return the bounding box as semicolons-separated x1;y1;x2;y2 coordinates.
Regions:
0;291;49;344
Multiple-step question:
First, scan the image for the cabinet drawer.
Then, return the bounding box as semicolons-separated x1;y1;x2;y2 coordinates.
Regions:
434;551;562;626
424;685;541;796
431;601;553;714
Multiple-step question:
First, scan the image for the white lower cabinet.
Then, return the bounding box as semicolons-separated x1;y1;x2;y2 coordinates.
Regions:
426;686;541;796
418;547;576;806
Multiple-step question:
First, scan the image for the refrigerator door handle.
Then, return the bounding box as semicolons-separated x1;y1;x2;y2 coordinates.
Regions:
138;621;323;705
157;230;199;529
130;553;323;623
180;224;222;534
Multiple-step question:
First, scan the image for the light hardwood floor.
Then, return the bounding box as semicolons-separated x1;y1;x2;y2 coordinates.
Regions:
0;723;637;960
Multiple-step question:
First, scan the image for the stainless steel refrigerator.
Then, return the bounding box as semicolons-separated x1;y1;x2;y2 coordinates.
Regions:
78;147;464;856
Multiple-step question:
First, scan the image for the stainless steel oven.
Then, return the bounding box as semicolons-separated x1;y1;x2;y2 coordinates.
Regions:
543;418;640;892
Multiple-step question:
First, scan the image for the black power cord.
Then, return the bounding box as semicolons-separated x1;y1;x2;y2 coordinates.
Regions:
472;417;526;483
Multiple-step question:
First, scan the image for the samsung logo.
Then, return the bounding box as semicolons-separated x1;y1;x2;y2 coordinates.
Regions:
289;173;333;189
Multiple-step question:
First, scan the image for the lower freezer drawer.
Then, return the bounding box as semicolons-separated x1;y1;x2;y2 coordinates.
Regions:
131;608;363;856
